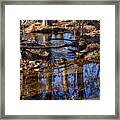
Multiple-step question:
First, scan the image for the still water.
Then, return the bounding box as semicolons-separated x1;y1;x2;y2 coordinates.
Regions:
23;32;100;100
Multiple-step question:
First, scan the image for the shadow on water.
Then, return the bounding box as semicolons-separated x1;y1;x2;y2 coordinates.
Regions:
22;32;100;100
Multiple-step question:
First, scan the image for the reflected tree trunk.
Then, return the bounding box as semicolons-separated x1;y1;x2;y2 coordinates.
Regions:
42;20;48;26
42;20;45;26
80;20;84;37
77;65;84;99
62;62;68;98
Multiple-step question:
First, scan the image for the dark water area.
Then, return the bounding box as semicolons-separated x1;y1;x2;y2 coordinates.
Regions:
21;32;100;100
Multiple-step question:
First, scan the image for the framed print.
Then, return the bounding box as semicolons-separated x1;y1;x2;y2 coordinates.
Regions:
0;0;119;119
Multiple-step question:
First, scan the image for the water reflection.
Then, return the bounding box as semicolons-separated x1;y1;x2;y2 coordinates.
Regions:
83;63;100;99
21;32;100;100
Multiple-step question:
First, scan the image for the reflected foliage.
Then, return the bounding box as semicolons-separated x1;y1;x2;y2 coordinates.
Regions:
20;20;100;100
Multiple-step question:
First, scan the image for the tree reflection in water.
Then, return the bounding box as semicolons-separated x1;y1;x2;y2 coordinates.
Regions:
21;32;100;100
